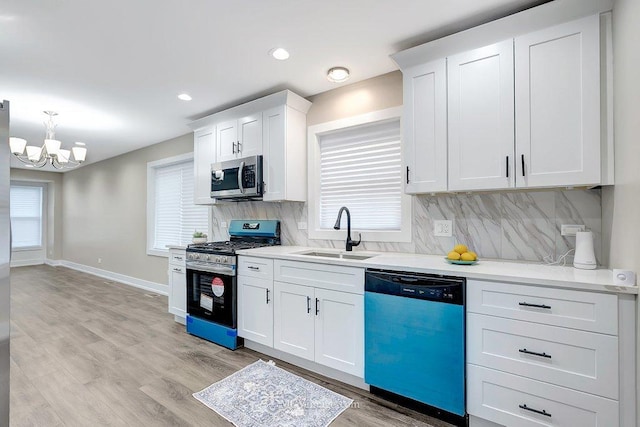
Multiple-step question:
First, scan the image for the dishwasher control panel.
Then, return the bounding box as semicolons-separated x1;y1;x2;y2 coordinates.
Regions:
366;269;465;305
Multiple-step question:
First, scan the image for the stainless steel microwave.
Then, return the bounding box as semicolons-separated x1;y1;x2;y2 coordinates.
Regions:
210;155;263;200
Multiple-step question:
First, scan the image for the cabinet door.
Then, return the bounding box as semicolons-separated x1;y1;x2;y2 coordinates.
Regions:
238;275;273;347
448;40;515;191
262;106;286;201
403;59;447;193
168;265;186;318
515;15;600;188
217;119;238;162
273;281;315;361
193;127;216;205
314;288;364;377
238;113;262;157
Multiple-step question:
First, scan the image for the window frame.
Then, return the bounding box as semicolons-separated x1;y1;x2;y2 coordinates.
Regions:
307;106;411;243
10;182;46;251
146;152;209;257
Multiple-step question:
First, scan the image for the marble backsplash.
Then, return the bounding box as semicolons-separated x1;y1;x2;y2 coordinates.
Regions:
210;188;603;265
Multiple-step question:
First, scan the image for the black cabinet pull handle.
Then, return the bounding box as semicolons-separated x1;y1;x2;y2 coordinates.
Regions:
506;156;509;178
266;289;270;304
521;154;525;177
307;296;311;314
519;302;551;309
519;404;551;417
232;142;236;154
315;298;320;315
519;348;551;359
406;166;410;184
248;266;260;271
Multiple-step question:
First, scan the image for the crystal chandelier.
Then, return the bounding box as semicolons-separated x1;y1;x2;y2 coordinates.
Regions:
9;111;87;169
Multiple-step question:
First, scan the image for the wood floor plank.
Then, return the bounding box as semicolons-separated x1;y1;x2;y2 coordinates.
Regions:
10;265;450;426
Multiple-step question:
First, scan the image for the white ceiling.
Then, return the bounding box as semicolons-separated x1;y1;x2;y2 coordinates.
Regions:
2;0;544;172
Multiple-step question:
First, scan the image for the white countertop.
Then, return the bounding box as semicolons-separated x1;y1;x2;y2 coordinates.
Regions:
236;246;638;295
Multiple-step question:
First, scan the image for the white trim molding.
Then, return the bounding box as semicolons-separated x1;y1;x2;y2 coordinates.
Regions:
307;106;411;243
60;260;168;296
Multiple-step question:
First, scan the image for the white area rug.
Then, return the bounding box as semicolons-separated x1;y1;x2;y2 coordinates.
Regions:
193;360;353;427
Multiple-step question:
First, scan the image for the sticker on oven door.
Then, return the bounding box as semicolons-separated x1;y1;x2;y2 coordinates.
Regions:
211;277;225;297
200;293;213;311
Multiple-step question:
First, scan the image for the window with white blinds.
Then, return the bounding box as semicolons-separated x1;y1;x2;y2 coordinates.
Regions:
10;185;43;249
148;155;208;254
318;118;402;230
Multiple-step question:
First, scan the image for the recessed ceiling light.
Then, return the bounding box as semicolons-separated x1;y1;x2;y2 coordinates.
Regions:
178;93;192;101
327;67;350;83
75;142;86;146
269;47;290;60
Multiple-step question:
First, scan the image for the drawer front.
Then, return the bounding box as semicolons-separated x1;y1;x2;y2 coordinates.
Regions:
467;313;618;399
169;250;186;266
467;279;618;334
274;260;364;294
468;364;619;427
238;256;274;279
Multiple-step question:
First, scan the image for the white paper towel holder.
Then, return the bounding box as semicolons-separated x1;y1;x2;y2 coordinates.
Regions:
574;231;597;270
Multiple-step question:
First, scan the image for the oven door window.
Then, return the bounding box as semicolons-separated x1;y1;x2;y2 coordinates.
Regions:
187;269;236;328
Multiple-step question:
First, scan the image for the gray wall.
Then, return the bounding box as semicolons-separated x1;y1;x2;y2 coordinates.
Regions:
61;133;193;285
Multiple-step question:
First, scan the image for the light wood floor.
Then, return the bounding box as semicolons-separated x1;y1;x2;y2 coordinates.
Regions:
9;265;452;427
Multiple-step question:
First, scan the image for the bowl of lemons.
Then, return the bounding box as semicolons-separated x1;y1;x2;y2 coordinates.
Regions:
445;244;478;265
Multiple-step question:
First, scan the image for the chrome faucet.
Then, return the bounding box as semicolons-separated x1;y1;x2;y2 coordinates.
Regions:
333;207;361;252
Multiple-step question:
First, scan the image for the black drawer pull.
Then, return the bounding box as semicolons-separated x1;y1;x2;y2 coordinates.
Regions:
521;154;526;177
266;289;270;304
519;302;551;309
506;156;509;178
307;296;311;314
519;348;551;359
248;266;260;271
519;404;551;417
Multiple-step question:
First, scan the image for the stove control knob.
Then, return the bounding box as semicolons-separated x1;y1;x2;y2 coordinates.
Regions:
205;255;211;261
221;256;228;264
194;254;200;260
215;256;221;263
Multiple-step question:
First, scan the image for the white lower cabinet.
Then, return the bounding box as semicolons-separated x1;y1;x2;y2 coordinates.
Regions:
273;280;364;377
238;275;273;347
468;365;618;427
467;279;621;426
167;248;186;322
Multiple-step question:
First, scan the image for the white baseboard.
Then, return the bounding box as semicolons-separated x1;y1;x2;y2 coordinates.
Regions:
10;259;44;268
59;260;168;296
45;259;63;267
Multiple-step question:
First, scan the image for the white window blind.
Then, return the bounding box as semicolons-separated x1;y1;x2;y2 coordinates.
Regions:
152;159;208;250
319;118;402;230
10;185;43;248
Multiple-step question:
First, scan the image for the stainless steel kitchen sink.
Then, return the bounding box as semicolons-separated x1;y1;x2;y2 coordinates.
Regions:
296;250;375;261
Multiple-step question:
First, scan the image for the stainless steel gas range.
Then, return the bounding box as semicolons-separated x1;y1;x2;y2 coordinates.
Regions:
185;219;280;350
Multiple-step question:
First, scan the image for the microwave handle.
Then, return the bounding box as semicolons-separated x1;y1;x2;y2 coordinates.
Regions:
238;161;245;193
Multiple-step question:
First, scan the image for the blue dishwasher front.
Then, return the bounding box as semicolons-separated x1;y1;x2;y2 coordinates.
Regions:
364;269;465;425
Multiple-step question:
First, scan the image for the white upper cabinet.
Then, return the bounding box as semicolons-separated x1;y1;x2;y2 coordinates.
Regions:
217;112;263;162
193;126;216;205
403;59;448;193
262;105;308;202
190;90;311;203
447;40;515;191
515;14;601;188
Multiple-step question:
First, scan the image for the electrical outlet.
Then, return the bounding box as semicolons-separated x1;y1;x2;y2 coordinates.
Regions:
97;258;102;264
298;222;308;230
220;221;227;228
561;224;586;236
434;220;453;237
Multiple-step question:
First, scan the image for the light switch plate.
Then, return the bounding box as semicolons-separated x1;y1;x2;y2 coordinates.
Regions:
297;222;308;230
434;220;453;237
561;224;585;236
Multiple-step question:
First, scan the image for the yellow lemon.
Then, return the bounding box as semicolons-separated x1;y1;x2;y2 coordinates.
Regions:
447;251;461;260
467;251;478;261
454;244;468;254
460;252;475;261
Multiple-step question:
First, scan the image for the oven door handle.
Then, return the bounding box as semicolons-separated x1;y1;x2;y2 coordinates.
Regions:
186;263;235;275
238;161;245;194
